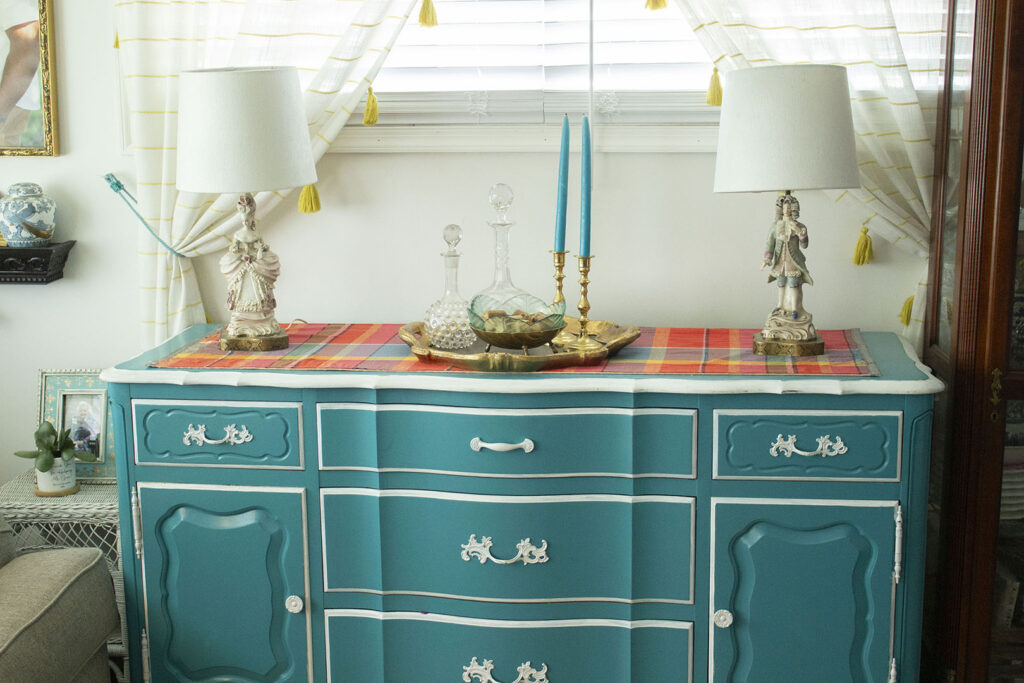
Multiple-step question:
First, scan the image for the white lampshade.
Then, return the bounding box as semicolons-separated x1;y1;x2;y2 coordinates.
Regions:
176;66;317;194
713;65;859;193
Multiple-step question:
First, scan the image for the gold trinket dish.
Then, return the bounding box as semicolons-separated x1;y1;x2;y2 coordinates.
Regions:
399;317;640;372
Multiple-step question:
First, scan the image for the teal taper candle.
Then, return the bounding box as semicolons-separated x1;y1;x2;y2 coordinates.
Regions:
579;115;591;257
554;114;569;252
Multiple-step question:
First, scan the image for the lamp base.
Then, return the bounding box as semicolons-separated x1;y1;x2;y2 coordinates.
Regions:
753;333;824;357
219;328;289;351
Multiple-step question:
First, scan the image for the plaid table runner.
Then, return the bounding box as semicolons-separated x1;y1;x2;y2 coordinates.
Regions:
152;324;879;376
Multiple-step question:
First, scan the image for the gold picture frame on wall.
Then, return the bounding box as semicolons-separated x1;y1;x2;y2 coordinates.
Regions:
0;0;57;156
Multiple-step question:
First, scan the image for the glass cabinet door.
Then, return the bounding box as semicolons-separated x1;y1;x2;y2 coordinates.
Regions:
927;0;1024;677
922;1;971;674
990;100;1024;682
935;0;976;353
992;401;1024;680
1010;173;1024;371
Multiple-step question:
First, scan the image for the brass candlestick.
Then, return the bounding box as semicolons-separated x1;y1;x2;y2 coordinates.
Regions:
551;250;575;347
551;250;567;303
565;255;604;351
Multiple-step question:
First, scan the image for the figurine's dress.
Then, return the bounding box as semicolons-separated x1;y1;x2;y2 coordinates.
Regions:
222;239;280;314
218;196;282;337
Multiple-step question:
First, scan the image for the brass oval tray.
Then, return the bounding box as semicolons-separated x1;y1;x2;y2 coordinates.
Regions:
399;317;640;372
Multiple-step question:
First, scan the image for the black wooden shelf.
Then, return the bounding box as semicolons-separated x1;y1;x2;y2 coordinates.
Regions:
0;240;75;284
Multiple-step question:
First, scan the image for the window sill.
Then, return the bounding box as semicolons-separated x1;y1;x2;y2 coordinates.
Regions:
330;124;719;154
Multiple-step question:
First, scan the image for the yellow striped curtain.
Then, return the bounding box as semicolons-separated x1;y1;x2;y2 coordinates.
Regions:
673;0;944;353
115;0;416;346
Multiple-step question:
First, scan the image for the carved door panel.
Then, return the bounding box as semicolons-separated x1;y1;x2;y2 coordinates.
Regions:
137;484;309;683
710;499;898;683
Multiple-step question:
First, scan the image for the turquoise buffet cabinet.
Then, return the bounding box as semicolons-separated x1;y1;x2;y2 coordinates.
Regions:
101;325;942;683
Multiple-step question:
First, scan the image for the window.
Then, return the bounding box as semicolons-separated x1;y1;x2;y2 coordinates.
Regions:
358;0;717;126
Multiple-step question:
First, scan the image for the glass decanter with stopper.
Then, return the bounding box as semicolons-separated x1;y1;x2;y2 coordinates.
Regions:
424;224;476;350
469;183;565;351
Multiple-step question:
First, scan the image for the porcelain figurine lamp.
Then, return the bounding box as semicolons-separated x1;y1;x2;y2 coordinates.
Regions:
714;64;860;357
176;66;316;351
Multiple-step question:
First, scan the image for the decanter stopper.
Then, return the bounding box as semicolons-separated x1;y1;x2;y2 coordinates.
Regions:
443;223;462;253
424;224;475;350
489;183;514;223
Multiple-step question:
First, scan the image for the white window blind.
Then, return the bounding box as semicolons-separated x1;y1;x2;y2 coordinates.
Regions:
360;0;717;125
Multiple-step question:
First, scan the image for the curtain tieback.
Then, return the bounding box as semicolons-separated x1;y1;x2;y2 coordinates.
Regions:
104;173;187;259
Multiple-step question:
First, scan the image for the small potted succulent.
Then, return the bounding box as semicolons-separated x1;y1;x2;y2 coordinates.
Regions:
15;421;98;496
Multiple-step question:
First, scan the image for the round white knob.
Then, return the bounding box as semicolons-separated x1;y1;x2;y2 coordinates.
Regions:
285;595;304;614
713;609;734;628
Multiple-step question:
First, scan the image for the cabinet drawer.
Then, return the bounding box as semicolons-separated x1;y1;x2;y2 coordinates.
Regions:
317;403;696;478
713;410;902;481
132;399;304;468
325;610;693;682
321;489;694;604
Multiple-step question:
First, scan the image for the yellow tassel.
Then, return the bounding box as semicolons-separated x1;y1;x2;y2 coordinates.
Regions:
852;226;873;265
898;296;914;327
298;184;321;214
706;67;723;106
419;0;438;27
363;87;379;126
114;32;119;49
644;0;668;8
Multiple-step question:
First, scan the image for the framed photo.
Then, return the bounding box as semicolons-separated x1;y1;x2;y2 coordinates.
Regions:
38;369;115;481
0;0;57;156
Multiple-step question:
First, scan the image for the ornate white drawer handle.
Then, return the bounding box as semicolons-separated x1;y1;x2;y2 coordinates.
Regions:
461;534;549;566
462;657;549;683
713;609;734;629
769;433;848;458
182;424;253;447
284;595;304;614
470;437;535;453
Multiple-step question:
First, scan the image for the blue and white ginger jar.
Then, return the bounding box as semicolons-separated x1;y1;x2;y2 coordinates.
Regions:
0;182;56;247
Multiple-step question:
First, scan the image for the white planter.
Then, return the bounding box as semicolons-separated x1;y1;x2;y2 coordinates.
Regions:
34;457;79;497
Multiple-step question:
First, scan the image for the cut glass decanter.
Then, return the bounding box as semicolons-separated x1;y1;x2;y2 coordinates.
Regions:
424;224;476;350
468;184;564;349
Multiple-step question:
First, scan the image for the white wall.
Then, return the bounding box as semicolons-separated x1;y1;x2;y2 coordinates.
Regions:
0;0;926;485
0;0;140;486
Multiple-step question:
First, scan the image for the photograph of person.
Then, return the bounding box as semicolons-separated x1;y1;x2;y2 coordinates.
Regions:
0;0;41;148
60;393;104;458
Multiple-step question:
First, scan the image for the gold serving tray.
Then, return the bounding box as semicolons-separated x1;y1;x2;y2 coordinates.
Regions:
399;317;641;372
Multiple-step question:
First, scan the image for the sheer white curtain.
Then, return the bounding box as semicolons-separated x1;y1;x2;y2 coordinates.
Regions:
671;0;944;352
115;0;416;346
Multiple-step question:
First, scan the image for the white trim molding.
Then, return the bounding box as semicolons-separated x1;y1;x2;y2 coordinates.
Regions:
103;365;944;396
330;123;719;154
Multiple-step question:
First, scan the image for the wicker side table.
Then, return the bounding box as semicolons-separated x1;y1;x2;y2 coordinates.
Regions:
0;469;128;682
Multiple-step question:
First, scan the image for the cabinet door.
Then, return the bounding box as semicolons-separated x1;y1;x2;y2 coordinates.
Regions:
137;484;310;683
710;499;898;683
